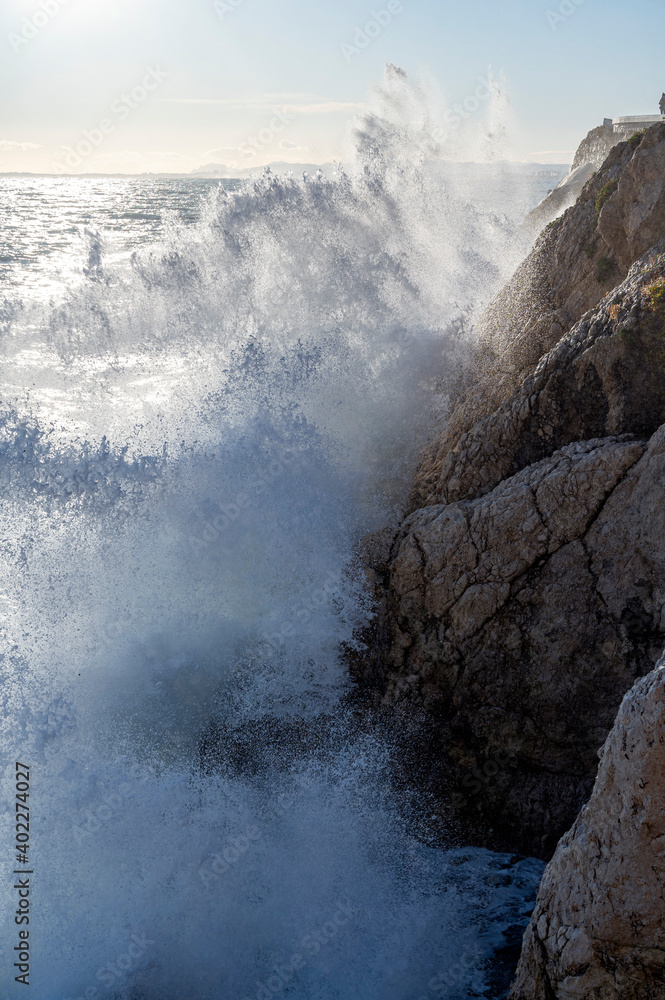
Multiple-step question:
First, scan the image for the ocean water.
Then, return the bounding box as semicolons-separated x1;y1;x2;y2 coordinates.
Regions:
0;70;549;999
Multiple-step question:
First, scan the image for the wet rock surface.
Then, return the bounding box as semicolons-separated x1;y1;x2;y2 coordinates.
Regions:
414;125;665;512
354;126;665;858
509;661;665;1000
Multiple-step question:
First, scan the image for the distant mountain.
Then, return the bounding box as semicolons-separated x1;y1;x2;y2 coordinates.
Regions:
190;163;232;177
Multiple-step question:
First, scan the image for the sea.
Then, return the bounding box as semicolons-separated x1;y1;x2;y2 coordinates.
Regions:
0;82;566;1000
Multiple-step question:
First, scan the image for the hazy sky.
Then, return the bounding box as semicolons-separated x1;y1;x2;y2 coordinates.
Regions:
1;0;664;174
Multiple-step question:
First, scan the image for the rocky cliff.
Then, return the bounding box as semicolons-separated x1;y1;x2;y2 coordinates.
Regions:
509;660;665;1000
524;123;623;236
572;123;622;173
416;123;665;511
354;123;665;858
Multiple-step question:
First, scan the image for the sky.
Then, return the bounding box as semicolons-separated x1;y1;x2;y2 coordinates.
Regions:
0;0;664;174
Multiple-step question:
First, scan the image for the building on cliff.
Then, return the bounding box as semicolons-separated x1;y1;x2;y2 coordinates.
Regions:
527;102;665;233
603;96;665;135
611;114;664;135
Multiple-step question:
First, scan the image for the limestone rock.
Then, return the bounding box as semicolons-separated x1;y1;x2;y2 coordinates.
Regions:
376;428;665;856
354;124;665;857
415;125;665;510
599;123;665;271
356;250;665;854
523;162;596;237
420;243;665;507
524;122;624;239
509;661;665;1000
572;123;623;173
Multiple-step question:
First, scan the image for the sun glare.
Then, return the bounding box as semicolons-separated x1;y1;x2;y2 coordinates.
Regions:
9;0;138;34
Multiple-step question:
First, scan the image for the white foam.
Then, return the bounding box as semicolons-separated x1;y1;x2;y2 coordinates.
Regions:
0;66;544;999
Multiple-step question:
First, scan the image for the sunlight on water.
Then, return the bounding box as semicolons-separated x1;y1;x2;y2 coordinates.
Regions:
0;67;548;1000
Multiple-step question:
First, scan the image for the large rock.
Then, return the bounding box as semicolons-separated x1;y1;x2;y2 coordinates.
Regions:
572;123;623;173
374;422;665;856
418;245;665;508
415;124;665;511
354;187;665;855
509;661;665;999
598;123;665;270
523;124;624;238
351;116;665;996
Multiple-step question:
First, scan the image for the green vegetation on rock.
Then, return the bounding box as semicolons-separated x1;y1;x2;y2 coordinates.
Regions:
595;255;616;283
646;277;665;316
595;179;619;217
584;237;599;259
628;130;646;150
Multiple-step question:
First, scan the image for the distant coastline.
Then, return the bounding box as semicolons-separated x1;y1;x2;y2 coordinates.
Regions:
0;159;571;181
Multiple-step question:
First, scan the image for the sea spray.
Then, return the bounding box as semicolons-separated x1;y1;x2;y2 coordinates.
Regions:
0;65;545;999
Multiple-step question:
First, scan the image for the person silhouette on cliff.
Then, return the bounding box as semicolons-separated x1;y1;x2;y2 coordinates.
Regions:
660;93;665;116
